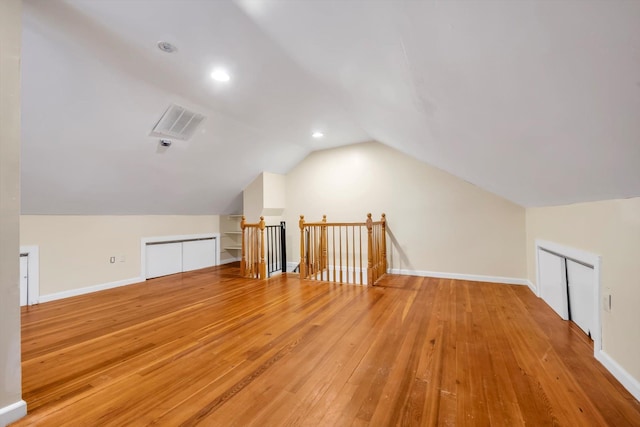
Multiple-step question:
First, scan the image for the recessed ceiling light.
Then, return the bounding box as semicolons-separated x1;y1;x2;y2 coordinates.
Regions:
312;131;324;139
211;69;231;82
157;41;176;53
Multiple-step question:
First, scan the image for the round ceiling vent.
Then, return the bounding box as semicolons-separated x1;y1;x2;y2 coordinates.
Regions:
157;41;176;53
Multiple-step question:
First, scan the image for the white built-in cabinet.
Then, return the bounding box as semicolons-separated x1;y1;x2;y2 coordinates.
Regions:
143;234;219;279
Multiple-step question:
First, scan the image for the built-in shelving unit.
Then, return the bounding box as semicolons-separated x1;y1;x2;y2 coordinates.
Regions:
221;215;243;259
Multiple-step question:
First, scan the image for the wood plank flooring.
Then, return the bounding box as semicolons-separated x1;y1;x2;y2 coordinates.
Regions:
13;263;640;426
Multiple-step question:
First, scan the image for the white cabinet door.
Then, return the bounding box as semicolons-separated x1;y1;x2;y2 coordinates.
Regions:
566;259;595;337
146;242;183;279
539;249;569;320
182;239;216;272
20;255;28;306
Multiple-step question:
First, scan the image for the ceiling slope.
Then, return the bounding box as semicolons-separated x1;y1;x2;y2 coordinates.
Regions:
237;0;640;207
21;0;640;214
21;0;369;214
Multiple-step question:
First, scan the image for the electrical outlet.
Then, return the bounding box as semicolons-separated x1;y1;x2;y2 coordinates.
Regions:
110;256;116;264
119;255;125;263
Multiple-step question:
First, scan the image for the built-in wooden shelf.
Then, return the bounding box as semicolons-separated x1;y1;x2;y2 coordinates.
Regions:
223;215;243;254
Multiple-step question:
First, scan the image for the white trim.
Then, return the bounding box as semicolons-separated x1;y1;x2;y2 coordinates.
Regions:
596;350;640;402
0;400;27;426
220;256;241;265
534;242;542;297
19;245;40;305
140;233;220;279
534;239;602;356
525;279;537;294
39;276;143;303
387;268;529;286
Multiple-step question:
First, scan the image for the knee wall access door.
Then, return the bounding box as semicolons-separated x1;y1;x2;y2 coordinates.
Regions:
145;237;218;279
538;245;596;338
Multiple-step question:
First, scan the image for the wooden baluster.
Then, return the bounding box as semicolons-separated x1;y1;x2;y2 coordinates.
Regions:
375;224;382;282
259;216;266;280
359;225;363;285
366;213;373;286
317;225;321;280
339;226;343;283
299;215;306;279
314;225;318;280
381;213;387;279
310;226;314;279
373;224;378;283
314;225;322;280
345;225;349;284
312;221;317;280
351;226;355;284
332;227;336;283
375;225;380;282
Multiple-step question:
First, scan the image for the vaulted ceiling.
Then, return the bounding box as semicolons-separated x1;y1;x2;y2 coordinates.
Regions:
21;0;640;214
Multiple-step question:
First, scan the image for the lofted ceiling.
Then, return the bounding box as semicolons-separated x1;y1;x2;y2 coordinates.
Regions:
21;0;640;214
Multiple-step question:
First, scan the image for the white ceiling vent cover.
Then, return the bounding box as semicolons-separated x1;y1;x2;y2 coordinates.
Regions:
150;104;205;140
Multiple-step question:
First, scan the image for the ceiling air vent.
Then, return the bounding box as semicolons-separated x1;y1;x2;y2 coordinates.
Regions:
150;104;205;140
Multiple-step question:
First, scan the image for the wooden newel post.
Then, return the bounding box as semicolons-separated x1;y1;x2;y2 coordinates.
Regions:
299;215;306;278
240;216;246;277
366;213;373;286
381;214;387;276
259;216;266;280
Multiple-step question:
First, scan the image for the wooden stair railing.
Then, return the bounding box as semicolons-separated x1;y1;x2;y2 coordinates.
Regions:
240;216;266;280
299;213;387;286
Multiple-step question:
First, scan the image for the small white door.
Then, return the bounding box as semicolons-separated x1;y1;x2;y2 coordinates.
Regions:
20;254;28;306
146;242;183;279
566;259;595;337
182;239;216;272
539;249;569;320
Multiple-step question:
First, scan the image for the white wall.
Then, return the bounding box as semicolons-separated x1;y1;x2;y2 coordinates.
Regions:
0;0;25;423
243;173;264;222
285;141;527;280
20;215;219;297
243;172;286;224
526;198;640;385
262;172;286;216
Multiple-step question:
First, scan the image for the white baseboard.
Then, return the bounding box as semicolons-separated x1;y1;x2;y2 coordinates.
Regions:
0;400;27;426
219;257;241;265
596;350;640;402
39;257;239;304
387;268;529;286
39;276;144;303
286;261;299;273
526;279;537;294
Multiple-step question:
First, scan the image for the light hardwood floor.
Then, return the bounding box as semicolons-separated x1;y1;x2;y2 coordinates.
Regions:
13;263;640;426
